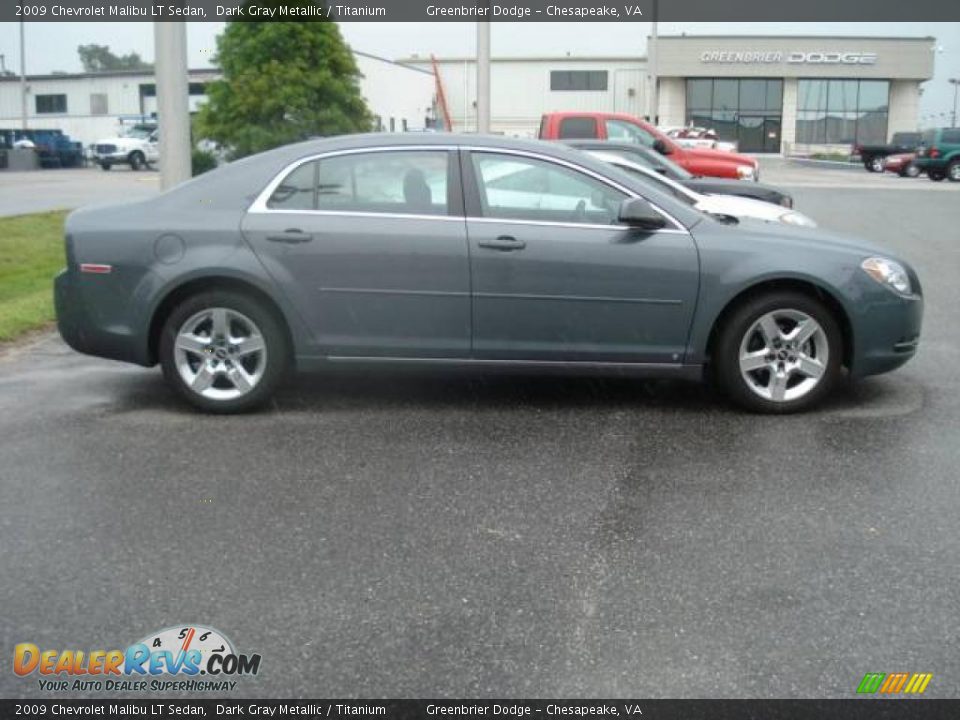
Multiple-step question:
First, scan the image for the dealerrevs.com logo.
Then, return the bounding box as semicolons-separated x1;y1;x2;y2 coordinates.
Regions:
13;625;261;693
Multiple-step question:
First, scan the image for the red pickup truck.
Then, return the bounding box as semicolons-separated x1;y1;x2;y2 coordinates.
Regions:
538;112;760;181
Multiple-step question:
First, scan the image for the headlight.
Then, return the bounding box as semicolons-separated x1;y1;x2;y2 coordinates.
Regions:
779;211;816;228
861;257;912;296
736;165;755;180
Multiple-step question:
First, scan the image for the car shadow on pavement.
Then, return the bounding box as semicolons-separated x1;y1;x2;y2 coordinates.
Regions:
105;365;911;418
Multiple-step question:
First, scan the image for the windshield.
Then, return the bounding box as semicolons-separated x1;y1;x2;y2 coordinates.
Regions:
122;126;155;139
607;147;694;182
611;163;698;207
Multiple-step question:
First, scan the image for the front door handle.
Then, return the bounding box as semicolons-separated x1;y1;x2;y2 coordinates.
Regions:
267;229;313;244
478;236;526;251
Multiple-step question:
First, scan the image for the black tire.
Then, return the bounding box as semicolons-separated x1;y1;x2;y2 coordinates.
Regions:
159;290;290;413
99;162;112;171
947;160;960;182
128;151;144;171
929;170;946;182
901;163;921;178
866;156;884;173
714;292;843;414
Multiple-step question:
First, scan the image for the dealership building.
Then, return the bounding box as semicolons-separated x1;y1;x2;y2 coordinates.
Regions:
422;35;936;153
655;35;936;153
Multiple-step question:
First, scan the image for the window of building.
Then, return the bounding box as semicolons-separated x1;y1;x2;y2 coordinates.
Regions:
35;94;67;114
685;78;783;153
268;151;450;216
90;93;108;116
796;79;889;146
550;70;608;92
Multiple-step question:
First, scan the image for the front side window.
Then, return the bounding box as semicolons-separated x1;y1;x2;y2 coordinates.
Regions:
267;150;449;216
605;119;656;147
472;153;627;226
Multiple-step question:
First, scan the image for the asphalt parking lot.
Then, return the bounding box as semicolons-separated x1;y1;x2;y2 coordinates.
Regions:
1;161;959;699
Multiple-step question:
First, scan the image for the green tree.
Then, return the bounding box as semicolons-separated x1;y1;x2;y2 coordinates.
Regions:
78;44;153;73
196;16;373;159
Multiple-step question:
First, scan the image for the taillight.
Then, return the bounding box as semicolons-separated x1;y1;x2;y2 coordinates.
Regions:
929;147;940;159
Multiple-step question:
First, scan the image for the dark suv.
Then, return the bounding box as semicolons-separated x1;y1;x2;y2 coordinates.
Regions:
914;128;960;182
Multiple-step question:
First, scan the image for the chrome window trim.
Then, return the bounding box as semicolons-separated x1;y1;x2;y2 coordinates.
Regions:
248;145;459;215
464;146;688;233
248;143;691;234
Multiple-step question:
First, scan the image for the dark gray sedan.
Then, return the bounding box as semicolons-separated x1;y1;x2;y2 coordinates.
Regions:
55;134;922;413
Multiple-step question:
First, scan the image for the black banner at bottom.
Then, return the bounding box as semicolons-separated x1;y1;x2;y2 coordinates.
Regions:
2;700;959;720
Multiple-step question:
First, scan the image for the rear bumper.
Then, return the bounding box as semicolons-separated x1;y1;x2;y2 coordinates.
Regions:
54;269;150;366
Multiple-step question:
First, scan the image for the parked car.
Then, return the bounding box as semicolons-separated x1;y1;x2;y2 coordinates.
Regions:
662;126;738;153
854;132;922;173
0;128;84;168
584;149;816;227
538;112;760;181
93;125;159;171
914;127;960;182
562;140;794;208
882;152;921;178
56;134;922;414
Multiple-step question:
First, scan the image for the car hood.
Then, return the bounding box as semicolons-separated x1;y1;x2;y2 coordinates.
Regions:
695;194;811;225
684;145;757;167
712;215;897;258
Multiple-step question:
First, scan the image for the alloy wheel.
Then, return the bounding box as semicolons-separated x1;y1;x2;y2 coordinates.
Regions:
738;309;829;403
949;163;960;181
174;307;267;401
870;157;884;172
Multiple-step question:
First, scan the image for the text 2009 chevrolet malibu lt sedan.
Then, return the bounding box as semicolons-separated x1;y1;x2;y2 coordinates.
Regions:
55;134;923;414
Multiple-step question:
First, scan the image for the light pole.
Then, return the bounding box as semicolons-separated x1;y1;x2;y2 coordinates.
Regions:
950;78;959;128
153;21;191;189
476;21;491;134
20;21;27;130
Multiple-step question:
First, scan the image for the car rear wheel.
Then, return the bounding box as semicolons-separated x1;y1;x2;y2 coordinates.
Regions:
128;151;145;171
948;161;960;182
867;157;884;172
715;292;842;414
929;170;946;182
159;291;290;413
99;162;111;171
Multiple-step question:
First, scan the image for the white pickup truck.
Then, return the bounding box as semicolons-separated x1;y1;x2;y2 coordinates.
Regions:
92;125;159;171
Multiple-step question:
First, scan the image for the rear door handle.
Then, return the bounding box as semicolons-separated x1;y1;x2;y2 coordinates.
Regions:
267;228;313;244
478;236;526;251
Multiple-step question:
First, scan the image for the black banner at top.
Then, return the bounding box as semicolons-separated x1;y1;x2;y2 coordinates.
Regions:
5;0;960;22
2;700;960;720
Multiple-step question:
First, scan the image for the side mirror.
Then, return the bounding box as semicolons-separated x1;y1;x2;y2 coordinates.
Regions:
618;198;667;230
653;139;671;155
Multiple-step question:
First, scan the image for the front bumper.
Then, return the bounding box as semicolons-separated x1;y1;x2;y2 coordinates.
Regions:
850;288;923;378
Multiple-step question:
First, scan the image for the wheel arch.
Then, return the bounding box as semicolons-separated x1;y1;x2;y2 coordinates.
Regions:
147;275;295;367
704;278;854;370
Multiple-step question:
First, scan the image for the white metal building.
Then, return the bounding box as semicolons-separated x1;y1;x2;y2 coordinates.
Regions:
405;55;648;137
0;51;435;146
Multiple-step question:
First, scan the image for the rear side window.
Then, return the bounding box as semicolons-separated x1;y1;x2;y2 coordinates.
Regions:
558;117;598;139
941;129;960;145
268;150;450;216
893;132;921;146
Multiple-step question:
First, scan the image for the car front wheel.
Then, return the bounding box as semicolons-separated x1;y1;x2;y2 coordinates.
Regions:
929;170;946;182
715;292;842;414
128;151;145;171
159;291;290;413
948;161;960;182
901;163;921;178
868;156;884;173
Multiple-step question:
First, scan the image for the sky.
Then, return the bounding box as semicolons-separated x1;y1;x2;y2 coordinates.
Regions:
0;21;957;123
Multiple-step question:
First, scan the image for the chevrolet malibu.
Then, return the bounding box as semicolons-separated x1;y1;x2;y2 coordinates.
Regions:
55;134;923;413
